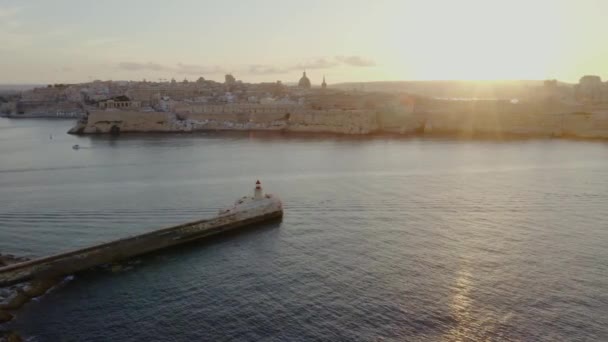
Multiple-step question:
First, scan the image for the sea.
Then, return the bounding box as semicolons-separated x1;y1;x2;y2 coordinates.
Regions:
0;118;607;341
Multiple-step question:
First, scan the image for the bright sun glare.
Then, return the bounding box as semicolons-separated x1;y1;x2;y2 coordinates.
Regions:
388;0;567;80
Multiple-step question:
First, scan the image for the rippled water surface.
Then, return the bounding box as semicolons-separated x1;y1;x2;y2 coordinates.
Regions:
1;118;607;341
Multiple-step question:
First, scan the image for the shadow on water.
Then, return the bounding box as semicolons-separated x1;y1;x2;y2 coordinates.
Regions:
83;130;384;144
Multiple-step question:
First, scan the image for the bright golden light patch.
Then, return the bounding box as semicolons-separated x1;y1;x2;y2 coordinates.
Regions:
386;0;569;80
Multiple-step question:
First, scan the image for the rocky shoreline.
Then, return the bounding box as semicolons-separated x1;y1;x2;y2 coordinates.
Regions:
0;254;142;341
0;330;22;342
0;254;63;342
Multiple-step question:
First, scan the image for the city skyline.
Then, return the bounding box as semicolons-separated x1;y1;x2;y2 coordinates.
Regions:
1;0;608;84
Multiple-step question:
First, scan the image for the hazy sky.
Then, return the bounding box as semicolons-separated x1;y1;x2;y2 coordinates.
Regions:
1;0;607;84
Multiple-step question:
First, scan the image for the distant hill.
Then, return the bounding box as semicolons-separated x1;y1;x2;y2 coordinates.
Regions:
331;80;574;99
0;84;43;93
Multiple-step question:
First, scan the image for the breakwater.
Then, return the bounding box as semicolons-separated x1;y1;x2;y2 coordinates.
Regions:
0;188;282;288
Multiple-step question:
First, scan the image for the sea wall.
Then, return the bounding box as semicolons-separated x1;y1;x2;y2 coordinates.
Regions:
70;108;380;135
377;104;608;138
561;111;608;138
419;111;608;138
72;111;177;134
70;107;608;139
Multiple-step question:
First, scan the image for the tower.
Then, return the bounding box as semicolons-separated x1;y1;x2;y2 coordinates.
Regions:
321;75;327;89
254;180;263;200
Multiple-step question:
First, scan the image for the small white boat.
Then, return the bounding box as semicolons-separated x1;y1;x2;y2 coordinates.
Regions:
72;144;80;150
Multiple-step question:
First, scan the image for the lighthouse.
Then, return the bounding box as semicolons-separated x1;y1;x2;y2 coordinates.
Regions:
254;180;264;200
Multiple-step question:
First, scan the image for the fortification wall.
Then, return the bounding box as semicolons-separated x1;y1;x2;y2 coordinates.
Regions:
421;111;608;138
71;108;608;138
174;103;300;115
287;110;379;134
422;111;559;137
79;110;177;133
76;109;380;134
561;111;608;138
184;111;288;123
377;110;424;134
377;102;608;138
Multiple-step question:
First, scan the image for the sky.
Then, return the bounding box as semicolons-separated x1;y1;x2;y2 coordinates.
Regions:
0;0;607;84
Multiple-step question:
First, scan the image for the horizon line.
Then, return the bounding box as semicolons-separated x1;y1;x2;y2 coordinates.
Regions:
0;78;593;86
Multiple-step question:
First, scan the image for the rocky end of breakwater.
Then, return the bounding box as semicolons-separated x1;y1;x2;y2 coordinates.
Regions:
0;253;62;341
0;330;22;342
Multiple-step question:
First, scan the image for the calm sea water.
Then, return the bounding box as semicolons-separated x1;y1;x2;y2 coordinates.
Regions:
1;118;607;341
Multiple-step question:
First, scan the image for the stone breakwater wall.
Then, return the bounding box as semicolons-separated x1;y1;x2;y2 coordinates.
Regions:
0;197;282;287
69;107;608;139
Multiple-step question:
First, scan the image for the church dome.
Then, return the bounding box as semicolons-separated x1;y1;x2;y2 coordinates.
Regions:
298;71;311;89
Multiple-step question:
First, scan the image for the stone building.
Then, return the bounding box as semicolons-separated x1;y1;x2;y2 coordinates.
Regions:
575;75;605;102
99;99;141;109
225;74;236;85
171;102;302;115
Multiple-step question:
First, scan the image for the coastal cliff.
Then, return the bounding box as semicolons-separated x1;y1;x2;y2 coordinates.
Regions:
69;107;608;139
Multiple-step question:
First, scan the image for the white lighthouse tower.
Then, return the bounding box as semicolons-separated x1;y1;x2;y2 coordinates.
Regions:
254;180;264;200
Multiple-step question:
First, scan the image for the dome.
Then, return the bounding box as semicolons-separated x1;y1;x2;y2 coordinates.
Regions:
298;72;311;89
